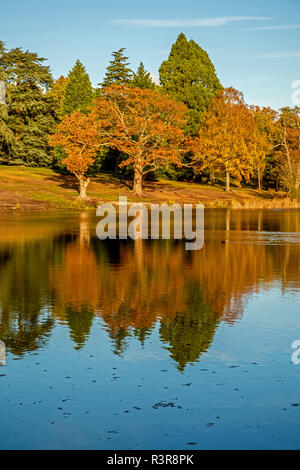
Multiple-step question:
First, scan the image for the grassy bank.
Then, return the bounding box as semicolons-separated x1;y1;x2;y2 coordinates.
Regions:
0;166;299;212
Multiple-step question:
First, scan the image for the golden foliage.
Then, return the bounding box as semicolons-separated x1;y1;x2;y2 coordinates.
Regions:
189;88;269;189
49;110;102;180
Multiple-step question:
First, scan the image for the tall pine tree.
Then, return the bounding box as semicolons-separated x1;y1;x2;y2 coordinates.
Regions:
132;62;155;89
101;48;132;87
62;60;93;115
159;33;222;135
0;42;15;160
0;44;56;165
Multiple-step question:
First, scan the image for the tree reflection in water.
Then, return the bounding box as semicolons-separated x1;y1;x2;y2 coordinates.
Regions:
0;210;299;370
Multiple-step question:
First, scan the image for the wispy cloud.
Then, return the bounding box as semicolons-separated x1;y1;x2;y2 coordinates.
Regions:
112;17;273;28
244;24;300;31
255;51;300;59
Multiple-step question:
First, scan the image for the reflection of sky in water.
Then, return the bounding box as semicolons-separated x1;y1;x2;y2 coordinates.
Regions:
0;340;5;365
229;232;300;245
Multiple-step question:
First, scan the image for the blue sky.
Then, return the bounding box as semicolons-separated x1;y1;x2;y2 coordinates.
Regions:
1;0;300;109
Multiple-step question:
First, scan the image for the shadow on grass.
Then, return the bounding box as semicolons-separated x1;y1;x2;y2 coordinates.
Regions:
45;174;78;192
92;173;133;191
240;188;280;200
45;171;134;196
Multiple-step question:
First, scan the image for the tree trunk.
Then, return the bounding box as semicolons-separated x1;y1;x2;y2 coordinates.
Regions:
114;153;120;174
258;168;262;191
295;165;300;196
133;167;143;196
78;177;90;200
226;170;230;192
283;125;293;194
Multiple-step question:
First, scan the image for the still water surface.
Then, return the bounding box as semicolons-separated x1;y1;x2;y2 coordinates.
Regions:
0;209;300;450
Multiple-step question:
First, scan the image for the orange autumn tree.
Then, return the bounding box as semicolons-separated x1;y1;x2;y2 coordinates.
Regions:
94;85;188;196
278;107;300;196
189;87;264;192
251;106;280;190
49;110;105;199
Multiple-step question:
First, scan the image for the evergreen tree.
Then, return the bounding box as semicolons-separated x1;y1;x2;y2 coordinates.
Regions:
0;41;6;81
0;101;14;161
159;33;222;135
0;45;56;165
62;60;93;115
0;42;15;159
132;62;155;89
101;48;132;87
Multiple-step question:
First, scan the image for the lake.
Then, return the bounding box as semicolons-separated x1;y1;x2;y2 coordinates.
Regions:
0;209;300;450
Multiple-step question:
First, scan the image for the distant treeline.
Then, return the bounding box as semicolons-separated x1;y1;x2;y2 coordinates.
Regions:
1;34;300;198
